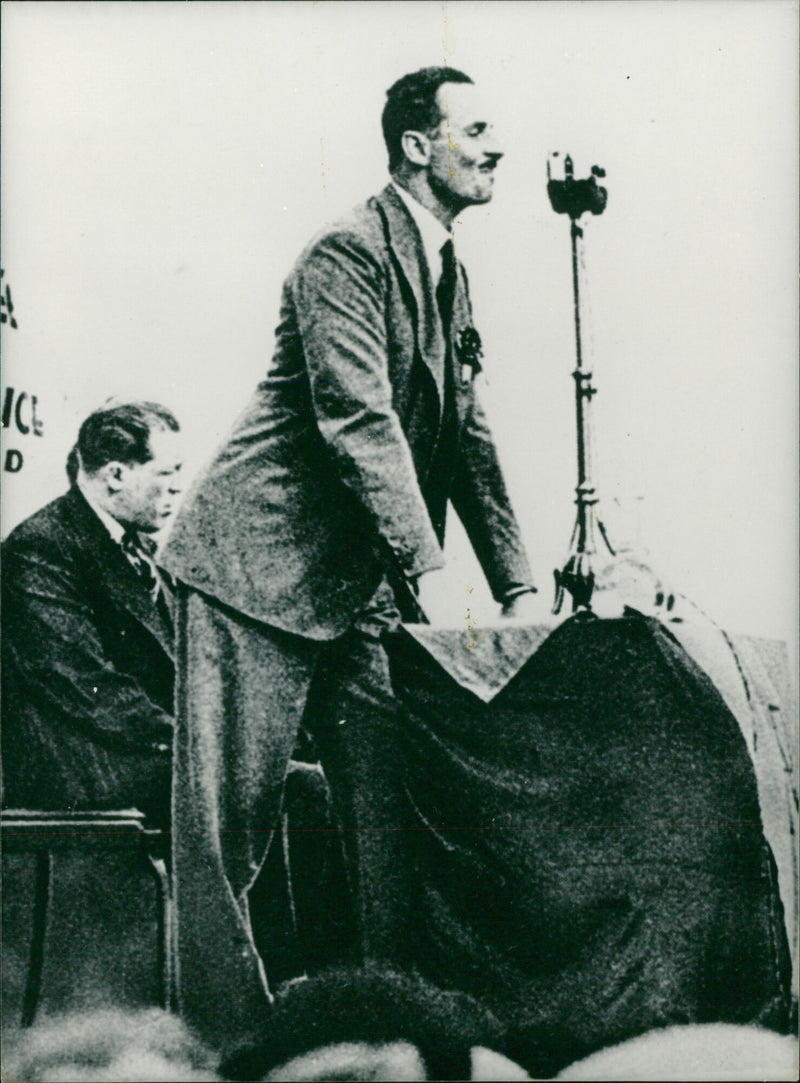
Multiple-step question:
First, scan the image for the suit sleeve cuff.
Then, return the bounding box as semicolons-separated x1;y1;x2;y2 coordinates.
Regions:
390;538;445;582
499;584;538;603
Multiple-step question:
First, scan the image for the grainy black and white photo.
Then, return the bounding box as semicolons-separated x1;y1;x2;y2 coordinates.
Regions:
1;2;798;1080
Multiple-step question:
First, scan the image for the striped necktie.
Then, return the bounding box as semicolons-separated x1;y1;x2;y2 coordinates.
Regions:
121;528;159;598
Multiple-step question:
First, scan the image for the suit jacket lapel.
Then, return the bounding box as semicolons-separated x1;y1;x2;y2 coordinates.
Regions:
65;489;175;661
375;184;446;412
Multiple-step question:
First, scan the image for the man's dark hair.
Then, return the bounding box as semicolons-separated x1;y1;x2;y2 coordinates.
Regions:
76;401;179;475
382;66;473;172
65;444;81;485
219;964;509;1082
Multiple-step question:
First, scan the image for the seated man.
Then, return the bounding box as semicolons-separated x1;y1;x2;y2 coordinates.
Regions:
2;401;182;827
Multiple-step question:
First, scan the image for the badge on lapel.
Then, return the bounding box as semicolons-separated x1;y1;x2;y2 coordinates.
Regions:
455;326;483;385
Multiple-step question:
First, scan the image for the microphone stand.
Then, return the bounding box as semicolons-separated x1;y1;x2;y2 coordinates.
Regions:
548;154;615;614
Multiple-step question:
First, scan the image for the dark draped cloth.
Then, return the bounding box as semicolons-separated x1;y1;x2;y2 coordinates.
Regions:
382;614;792;1076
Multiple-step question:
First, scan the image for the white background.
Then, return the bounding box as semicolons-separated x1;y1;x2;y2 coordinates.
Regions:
2;0;797;653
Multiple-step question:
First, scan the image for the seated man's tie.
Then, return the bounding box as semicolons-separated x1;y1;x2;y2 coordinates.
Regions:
121;528;160;599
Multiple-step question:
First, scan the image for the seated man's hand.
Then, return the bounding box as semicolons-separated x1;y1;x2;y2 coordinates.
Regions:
500;588;554;625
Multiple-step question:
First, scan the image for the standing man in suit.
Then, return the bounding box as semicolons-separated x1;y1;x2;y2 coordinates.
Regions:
162;66;540;1044
2;401;183;829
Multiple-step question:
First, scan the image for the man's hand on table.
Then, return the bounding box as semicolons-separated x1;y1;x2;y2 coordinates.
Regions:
501;588;557;625
411;576;558;628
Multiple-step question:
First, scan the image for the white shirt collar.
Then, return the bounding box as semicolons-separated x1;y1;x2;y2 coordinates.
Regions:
391;181;454;280
76;479;126;545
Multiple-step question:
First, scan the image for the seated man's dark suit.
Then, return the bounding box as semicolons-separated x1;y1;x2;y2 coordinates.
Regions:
1;486;174;827
161;183;534;1043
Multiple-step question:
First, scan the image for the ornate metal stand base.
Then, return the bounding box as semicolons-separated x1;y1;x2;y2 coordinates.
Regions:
553;492;615;614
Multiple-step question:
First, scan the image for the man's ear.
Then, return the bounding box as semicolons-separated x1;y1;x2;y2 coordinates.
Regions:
99;460;127;493
400;130;431;168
